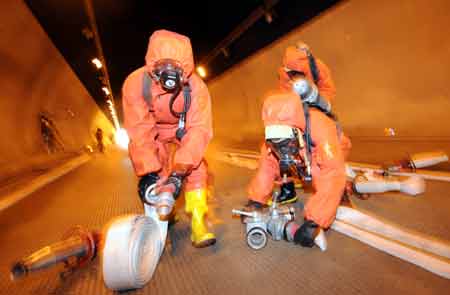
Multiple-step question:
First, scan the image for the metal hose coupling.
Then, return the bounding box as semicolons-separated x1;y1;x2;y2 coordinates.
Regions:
144;184;176;221
145;191;175;221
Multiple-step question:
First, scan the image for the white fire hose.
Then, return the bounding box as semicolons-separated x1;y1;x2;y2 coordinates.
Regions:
102;185;169;291
332;206;450;279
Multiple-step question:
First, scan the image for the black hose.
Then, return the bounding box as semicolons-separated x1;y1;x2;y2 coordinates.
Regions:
168;87;182;118
169;85;191;118
307;52;320;84
182;85;192;115
303;103;312;157
302;102;313;182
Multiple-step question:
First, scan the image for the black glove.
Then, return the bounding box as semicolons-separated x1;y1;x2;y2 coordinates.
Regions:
138;172;159;203
293;220;320;247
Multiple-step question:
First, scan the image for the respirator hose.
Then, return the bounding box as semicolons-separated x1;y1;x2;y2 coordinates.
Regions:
168;87;182;118
169;84;191;118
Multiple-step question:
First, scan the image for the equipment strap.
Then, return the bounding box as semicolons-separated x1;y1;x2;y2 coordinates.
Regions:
142;71;153;107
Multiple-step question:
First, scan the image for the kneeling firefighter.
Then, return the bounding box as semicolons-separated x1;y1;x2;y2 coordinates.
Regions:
275;41;351;205
247;91;347;248
122;30;215;248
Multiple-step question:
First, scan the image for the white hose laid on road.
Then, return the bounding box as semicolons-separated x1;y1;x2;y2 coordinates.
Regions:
333;206;450;279
353;175;426;196
218;151;450;182
331;220;450;279
348;161;450;182
102;204;168;291
335;206;450;259
410;151;448;169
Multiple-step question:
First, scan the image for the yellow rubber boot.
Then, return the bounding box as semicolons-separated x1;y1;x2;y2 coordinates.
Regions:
185;188;216;248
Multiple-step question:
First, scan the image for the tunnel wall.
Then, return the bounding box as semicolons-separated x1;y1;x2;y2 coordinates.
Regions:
208;0;450;144
0;0;114;179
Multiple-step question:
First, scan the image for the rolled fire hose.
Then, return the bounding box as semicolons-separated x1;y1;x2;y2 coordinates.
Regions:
102;201;168;290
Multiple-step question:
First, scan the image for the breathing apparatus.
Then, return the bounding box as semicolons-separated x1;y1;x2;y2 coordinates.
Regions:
150;59;191;140
152;59;184;91
294;42;320;84
269;138;300;175
287;70;332;115
285;43;334;117
265;125;312;182
280;43;345;183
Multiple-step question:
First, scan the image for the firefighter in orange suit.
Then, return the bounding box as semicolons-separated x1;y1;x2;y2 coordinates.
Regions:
247;91;347;247
122;30;215;248
274;41;351;204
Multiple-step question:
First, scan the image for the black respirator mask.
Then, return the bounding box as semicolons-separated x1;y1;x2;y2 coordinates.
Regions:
150;59;192;140
152;59;184;91
266;128;312;181
267;136;302;176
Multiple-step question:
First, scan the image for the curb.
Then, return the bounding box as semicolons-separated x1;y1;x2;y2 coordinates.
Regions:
0;153;91;211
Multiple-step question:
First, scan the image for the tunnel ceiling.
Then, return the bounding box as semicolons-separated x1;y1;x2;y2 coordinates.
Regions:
24;0;341;123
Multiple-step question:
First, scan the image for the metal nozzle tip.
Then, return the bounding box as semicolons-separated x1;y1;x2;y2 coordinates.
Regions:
157;205;172;221
10;262;27;280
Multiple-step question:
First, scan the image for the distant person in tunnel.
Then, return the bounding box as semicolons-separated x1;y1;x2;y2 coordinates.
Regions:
276;41;351;204
246;91;347;248
39;114;64;154
122;30;215;248
95;127;104;153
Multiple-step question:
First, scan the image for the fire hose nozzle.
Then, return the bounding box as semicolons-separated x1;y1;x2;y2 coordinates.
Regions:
232;209;257;218
9;226;97;281
10;262;27;280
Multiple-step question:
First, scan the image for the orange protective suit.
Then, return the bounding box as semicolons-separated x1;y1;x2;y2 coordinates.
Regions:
122;30;212;191
247;91;346;228
279;44;352;158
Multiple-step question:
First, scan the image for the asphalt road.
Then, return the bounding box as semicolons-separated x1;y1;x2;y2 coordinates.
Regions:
0;143;449;294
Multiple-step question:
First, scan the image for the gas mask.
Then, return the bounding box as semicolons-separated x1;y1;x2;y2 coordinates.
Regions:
265;126;311;179
267;137;301;176
150;59;191;140
152;59;184;91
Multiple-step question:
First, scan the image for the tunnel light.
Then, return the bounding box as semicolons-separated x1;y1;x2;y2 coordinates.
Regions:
115;128;129;150
196;66;207;78
91;58;103;69
102;87;110;96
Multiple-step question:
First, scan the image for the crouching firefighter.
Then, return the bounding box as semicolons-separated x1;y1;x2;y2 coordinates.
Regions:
275;41;351;205
122;30;216;248
246;90;347;248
